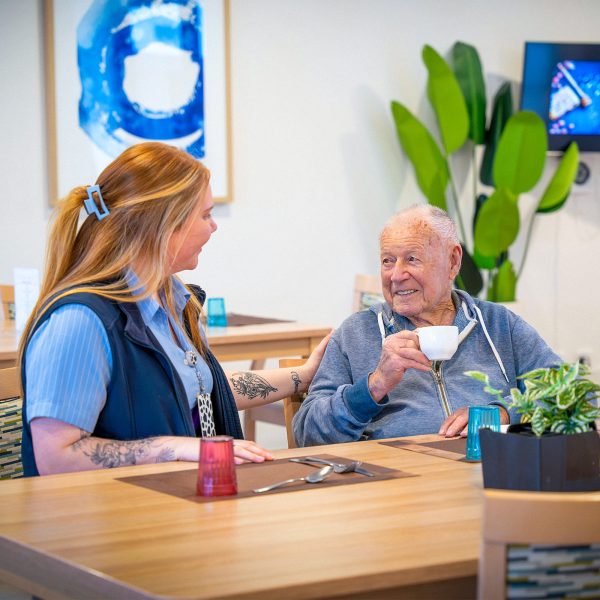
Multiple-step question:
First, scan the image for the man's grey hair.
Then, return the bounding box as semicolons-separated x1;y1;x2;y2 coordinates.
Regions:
380;204;459;247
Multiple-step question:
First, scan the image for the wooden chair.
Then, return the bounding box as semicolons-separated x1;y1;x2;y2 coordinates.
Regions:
279;358;307;449
243;403;286;441
352;274;383;313
0;284;15;320
0;367;23;479
478;488;600;599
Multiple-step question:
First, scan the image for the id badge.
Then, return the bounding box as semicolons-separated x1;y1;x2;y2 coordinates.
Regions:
196;393;216;437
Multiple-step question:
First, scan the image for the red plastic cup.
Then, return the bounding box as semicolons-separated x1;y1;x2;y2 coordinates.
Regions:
197;436;238;496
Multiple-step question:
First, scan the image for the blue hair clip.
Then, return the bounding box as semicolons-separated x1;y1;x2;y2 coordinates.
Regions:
84;184;110;221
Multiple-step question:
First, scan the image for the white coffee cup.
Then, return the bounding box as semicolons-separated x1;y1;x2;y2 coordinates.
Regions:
415;325;459;361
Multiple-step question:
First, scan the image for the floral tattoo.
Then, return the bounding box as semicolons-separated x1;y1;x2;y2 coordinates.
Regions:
230;372;277;400
71;431;175;467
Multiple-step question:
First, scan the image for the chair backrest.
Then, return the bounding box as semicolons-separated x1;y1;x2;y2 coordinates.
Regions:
0;367;23;479
352;274;383;313
478;488;600;600
0;284;15;321
279;358;307;449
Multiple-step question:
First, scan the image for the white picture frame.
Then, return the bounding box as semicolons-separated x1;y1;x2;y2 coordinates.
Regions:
44;0;233;204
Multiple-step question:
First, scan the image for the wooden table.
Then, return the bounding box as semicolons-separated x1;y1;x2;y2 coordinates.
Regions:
0;319;330;369
0;435;482;599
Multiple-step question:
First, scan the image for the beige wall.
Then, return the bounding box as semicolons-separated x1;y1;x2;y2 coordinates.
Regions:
1;0;600;369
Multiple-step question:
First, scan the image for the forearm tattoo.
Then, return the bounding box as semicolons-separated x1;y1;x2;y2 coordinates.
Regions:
230;372;277;400
71;430;176;468
291;371;302;394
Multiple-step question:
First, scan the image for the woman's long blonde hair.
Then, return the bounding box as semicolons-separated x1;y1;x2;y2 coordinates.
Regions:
19;142;210;365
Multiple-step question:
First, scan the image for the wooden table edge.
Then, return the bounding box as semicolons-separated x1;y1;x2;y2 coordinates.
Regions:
0;535;162;600
0;531;477;600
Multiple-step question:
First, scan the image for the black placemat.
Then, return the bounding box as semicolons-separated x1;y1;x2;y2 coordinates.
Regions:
380;437;469;462
118;454;417;502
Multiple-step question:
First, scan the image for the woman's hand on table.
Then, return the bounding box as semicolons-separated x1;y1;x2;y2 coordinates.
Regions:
174;437;273;464
232;439;274;464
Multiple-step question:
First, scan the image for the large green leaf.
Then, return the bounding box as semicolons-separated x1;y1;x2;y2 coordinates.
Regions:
474;188;519;257
422;45;469;155
494;260;517;301
457;244;483;296
472;197;503;270
537;142;579;213
480;82;513;186
472;193;487;235
452;41;486;144
473;248;496;270
391;100;449;209
488;259;517;302
493;111;547;194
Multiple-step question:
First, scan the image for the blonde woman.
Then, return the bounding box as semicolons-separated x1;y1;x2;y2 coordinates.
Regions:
20;142;328;476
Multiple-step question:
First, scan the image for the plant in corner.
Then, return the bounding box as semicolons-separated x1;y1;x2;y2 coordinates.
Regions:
465;363;600;491
390;41;580;301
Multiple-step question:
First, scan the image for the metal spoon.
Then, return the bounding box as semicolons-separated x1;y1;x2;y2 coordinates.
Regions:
253;465;333;493
290;456;375;477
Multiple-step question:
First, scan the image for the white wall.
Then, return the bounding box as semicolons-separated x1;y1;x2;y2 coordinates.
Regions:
1;0;600;368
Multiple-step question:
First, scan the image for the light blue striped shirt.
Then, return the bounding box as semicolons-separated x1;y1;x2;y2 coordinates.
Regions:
25;277;213;432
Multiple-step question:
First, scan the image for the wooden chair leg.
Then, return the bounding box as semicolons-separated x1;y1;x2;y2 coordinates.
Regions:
244;408;257;441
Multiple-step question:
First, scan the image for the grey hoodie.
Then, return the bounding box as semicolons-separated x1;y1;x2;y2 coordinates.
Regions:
293;290;561;446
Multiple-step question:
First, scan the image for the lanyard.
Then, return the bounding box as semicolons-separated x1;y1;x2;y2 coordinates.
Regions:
169;313;216;437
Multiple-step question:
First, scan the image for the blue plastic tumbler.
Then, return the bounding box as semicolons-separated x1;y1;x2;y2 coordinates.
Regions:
207;297;228;327
465;405;501;462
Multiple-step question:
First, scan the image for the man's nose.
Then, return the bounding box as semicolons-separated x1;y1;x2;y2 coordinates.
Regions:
390;262;408;281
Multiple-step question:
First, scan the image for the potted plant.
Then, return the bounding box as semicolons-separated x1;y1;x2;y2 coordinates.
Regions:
466;363;600;491
391;42;580;301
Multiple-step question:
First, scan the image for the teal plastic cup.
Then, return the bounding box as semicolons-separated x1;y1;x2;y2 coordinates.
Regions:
207;297;228;327
465;405;501;461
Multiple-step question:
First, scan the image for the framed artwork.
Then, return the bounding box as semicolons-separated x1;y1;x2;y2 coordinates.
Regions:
44;0;233;204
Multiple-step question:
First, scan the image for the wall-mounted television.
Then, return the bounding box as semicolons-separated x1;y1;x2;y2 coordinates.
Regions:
521;41;600;152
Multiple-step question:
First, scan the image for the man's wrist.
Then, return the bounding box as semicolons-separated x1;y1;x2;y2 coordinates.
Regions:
367;371;388;403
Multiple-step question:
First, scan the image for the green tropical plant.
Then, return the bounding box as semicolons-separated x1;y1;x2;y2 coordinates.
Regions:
465;363;600;437
391;41;580;301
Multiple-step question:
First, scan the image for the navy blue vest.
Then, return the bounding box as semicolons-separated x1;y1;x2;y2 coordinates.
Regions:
21;291;243;476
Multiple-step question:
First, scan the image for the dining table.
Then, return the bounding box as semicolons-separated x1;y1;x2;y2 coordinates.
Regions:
0;434;482;600
0;317;331;369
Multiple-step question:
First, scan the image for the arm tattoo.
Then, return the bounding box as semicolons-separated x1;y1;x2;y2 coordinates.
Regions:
71;434;175;468
230;372;277;400
291;371;302;395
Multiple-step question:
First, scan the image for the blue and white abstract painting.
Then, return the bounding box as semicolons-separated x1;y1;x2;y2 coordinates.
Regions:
51;0;229;201
77;0;205;158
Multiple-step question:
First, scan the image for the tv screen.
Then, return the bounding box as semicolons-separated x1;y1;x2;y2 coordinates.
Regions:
521;41;600;151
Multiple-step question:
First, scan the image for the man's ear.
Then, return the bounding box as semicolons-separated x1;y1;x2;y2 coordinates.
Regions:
449;244;463;279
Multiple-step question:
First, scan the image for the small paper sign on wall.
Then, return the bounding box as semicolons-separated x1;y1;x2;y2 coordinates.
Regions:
14;268;40;332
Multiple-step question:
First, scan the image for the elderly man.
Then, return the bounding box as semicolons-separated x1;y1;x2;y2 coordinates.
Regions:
293;204;561;446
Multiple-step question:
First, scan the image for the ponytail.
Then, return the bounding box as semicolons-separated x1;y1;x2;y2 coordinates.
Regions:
42;187;88;297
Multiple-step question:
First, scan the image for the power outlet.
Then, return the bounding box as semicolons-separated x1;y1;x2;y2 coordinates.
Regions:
577;348;593;368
